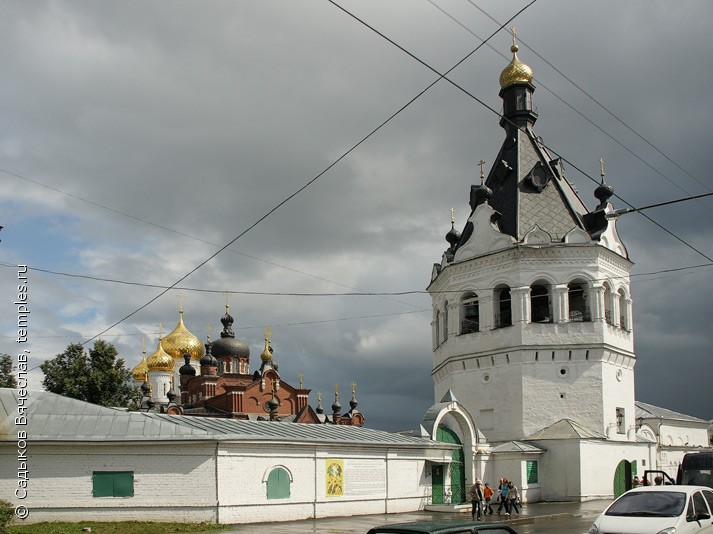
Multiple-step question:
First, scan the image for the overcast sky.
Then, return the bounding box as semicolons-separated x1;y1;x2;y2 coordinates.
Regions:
1;1;712;431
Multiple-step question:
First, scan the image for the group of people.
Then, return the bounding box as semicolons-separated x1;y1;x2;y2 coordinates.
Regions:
469;477;521;520
631;474;664;488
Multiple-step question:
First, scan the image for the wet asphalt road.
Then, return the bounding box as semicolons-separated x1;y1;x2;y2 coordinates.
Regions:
221;500;607;533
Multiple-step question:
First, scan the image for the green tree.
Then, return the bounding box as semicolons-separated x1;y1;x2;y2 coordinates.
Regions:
41;340;140;408
0;354;16;388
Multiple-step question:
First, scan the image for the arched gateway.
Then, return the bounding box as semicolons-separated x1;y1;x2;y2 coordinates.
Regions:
418;390;483;506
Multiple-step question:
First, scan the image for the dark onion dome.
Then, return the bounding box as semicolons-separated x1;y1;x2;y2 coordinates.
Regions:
179;353;196;376
141;381;151;395
349;395;358;411
471;182;493;209
445;223;460;248
166;390;177;403
594;177;614;208
331;393;341;414
200;337;218;367
211;304;250;360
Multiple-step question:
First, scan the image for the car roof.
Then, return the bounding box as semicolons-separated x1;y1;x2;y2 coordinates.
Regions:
366;519;518;533
626;485;712;495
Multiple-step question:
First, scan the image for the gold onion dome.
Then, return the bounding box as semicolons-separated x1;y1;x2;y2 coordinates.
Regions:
161;309;205;361
499;41;533;89
260;328;273;363
131;357;149;382
146;339;174;372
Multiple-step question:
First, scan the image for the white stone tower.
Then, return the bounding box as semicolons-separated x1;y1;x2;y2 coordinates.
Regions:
427;35;636;444
146;338;173;405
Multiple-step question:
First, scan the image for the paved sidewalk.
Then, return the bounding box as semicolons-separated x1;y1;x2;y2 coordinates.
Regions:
223;500;608;533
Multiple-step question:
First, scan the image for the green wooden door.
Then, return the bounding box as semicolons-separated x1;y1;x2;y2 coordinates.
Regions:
613;460;632;498
436;426;466;504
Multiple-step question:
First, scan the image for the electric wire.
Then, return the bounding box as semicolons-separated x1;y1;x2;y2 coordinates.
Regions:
6;1;711;347
73;1;538;345
463;0;712;198
427;0;713;215
0;308;432;340
0;165;420;311
330;0;713;265
4;240;711;297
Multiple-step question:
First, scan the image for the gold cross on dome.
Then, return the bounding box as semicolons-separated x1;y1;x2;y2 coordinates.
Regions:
334;383;339;400
177;292;184;313
478;160;486;182
206;323;213;341
142;335;146;355
449;207;455;224
299;370;303;389
156;322;164;338
600;157;606;180
264;326;271;343
351;381;357;395
511;27;518;46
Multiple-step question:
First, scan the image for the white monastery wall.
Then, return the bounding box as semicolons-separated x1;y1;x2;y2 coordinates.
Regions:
216;444;435;524
659;422;709;448
533;440;582;501
0;442;217;524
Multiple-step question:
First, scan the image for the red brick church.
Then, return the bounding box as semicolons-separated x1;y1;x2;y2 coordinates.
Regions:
133;305;364;426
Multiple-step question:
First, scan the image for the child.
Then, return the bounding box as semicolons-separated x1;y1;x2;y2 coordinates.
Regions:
483;482;494;515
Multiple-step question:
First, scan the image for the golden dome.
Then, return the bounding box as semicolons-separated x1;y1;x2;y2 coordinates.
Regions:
499;43;533;89
260;328;272;363
161;310;205;361
147;340;174;372
132;357;149;382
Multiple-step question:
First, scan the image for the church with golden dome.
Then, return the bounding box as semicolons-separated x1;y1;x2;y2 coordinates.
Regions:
132;303;364;426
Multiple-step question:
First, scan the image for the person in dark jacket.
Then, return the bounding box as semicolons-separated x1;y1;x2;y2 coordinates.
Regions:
469;479;484;520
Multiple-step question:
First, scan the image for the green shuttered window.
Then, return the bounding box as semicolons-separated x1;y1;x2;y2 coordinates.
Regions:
526;461;538;484
266;467;290;500
92;471;134;497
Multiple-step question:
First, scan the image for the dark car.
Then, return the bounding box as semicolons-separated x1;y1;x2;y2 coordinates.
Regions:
367;520;520;534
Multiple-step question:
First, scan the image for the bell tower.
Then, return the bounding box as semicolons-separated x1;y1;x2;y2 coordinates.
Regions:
428;31;636;443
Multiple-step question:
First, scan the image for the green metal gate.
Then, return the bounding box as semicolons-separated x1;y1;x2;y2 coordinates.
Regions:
432;464;444;504
436;426;466;504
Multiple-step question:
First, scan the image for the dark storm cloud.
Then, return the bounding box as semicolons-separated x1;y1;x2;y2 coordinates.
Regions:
1;1;712;429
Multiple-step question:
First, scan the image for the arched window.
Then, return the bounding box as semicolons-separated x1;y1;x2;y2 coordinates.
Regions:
443;301;449;342
618;289;628;330
460;293;479;334
495;286;512;328
435;310;440;346
266;467;291;500
530;283;551;323
603;283;613;324
568;281;590;322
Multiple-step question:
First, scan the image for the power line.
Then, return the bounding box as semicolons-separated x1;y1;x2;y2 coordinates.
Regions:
462;0;712;199
75;1;537;344
426;0;713;215
331;1;713;266
0;165;422;311
5;243;711;298
0;308;432;340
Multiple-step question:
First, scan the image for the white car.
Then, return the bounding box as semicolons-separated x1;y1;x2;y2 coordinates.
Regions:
589;485;713;534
